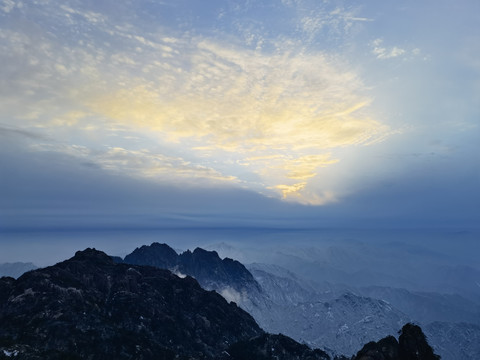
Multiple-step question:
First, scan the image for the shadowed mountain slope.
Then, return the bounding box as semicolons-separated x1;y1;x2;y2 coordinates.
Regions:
0;248;262;359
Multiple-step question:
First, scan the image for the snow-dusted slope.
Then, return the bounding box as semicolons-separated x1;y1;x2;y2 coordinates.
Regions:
245;262;480;360
246;264;409;357
425;322;480;360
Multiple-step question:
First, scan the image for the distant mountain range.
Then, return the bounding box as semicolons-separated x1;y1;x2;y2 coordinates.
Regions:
0;247;440;359
0;262;37;279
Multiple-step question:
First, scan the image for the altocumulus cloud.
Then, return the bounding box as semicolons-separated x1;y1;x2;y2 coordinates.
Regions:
0;0;394;205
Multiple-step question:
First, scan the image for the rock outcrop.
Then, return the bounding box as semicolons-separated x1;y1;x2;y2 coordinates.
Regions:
353;323;440;360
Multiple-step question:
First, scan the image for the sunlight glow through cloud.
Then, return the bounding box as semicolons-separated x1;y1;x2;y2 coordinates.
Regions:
0;0;478;235
77;37;391;203
0;0;396;204
0;0;414;205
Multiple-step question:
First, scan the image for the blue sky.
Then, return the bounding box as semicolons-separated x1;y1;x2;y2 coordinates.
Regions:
0;0;479;238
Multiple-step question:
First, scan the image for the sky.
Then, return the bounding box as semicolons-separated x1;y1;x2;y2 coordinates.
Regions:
0;0;479;252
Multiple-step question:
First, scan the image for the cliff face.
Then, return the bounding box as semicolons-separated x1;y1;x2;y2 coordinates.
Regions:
0;248;262;359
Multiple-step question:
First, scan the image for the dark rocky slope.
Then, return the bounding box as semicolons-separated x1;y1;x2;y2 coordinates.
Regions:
0;248;262;359
224;333;331;360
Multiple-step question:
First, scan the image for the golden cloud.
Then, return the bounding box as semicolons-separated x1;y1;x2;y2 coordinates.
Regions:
3;12;391;204
274;182;307;199
79;39;389;203
282;154;339;180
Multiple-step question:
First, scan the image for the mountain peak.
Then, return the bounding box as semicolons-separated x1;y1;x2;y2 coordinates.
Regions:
72;248;113;264
149;242;177;251
124;242;178;268
192;247;221;260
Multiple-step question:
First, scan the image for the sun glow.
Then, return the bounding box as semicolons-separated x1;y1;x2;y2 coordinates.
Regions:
0;3;393;204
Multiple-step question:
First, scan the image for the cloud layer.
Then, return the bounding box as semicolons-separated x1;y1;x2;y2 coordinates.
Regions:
0;0;393;204
1;0;477;217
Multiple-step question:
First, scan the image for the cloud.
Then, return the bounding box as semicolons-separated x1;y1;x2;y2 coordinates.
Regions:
59;4;106;25
0;125;49;141
371;38;406;59
79;39;390;201
294;3;373;42
31;143;239;186
0;0;393;205
250;153;340;204
172;269;187;279
218;287;248;305
283;154;339;180
0;0;477;232
1;0;15;13
274;182;307;199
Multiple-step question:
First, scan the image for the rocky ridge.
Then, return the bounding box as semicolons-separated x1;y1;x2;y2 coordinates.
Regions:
0;248;262;359
123;243;265;306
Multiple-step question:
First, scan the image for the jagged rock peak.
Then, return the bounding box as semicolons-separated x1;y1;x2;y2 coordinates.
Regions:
122;242;262;301
148;242;178;252
193;247;220;258
123;242;178;268
134;242;178;256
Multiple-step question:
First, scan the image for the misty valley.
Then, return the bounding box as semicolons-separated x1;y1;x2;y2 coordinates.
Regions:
1;231;479;360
